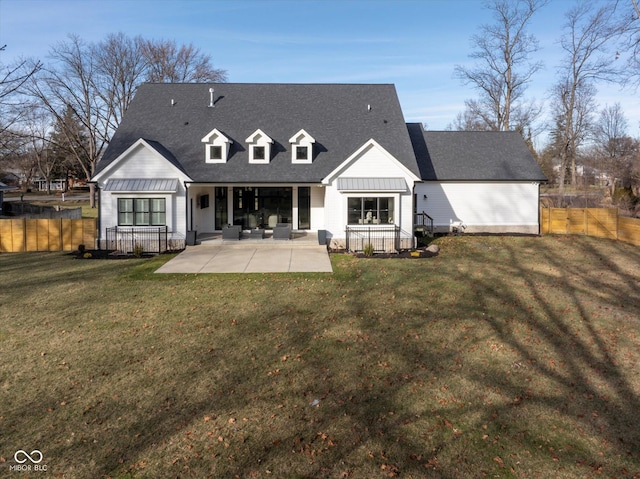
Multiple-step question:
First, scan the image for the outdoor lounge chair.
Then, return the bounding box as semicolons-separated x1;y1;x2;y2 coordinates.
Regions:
273;223;291;240
222;224;242;240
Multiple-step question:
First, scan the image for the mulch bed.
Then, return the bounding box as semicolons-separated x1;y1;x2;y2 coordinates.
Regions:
333;247;438;259
71;249;153;260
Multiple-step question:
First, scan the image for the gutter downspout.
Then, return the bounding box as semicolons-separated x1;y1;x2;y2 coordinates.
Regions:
88;181;100;249
184;181;191;232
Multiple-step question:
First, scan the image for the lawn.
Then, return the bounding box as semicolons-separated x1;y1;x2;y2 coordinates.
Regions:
1;235;639;479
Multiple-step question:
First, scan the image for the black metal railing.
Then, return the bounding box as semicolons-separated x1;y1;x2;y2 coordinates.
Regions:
414;211;434;237
345;225;401;253
105;226;182;254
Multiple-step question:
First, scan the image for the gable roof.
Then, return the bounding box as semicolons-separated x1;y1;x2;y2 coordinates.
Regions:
92;138;189;182
95;83;420;182
407;123;547;182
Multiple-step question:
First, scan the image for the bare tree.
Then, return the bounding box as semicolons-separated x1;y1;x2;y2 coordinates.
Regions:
454;0;547;132
94;33;148;130
26;35;111;207
623;0;640;86
448;104;494;131
140;39;227;83
551;0;627;191
0;47;42;152
17;104;62;195
20;33;228;207
591;103;639;194
2;133;38;193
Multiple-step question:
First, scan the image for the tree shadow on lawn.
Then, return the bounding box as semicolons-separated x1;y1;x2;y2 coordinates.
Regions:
458;236;640;476
2;236;639;478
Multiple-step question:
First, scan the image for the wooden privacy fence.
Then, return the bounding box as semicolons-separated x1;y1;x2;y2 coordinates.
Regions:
0;218;97;253
540;207;640;246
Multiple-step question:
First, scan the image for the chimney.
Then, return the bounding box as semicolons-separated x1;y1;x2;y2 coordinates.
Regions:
209;88;215;108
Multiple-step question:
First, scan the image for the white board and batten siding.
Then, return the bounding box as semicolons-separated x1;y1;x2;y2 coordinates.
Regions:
415;182;540;234
94;142;191;238
322;141;418;246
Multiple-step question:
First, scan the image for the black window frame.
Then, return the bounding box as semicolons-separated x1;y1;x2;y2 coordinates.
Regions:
347;196;394;225
117;197;166;226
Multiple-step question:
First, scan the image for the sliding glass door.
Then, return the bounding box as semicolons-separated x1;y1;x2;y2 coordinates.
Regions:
232;187;292;229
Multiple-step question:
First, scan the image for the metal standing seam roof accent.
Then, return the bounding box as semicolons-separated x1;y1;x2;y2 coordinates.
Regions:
104;178;179;192
337;177;407;191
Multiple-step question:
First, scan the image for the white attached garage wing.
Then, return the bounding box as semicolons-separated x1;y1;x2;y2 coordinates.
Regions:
104;178;179;193
337;177;407;192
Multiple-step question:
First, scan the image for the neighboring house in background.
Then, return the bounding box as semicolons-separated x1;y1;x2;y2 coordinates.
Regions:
91;83;546;250
33;178;68;192
0;181;15;206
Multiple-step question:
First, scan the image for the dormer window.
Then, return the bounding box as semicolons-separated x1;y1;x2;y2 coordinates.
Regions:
209;145;222;160
289;129;315;164
201;128;232;163
253;146;266;161
246;129;273;164
296;146;309;161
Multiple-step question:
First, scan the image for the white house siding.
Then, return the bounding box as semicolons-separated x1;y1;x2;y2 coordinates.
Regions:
188;185;215;233
415;182;540;234
323;143;417;249
94;143;190;240
310;186;325;231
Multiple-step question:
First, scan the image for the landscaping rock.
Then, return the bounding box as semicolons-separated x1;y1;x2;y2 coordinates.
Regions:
426;244;440;255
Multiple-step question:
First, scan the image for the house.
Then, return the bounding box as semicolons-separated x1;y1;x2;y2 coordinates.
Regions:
33;177;67;192
408;126;546;234
0;181;15;207
91;83;546;251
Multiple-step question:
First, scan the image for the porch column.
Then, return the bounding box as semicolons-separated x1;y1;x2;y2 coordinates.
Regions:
292;186;298;228
226;186;233;227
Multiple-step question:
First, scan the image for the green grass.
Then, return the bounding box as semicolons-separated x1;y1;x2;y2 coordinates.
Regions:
5;192;96;218
1;235;639;478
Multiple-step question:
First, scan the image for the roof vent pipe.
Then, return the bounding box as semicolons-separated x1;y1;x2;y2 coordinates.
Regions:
209;88;214;108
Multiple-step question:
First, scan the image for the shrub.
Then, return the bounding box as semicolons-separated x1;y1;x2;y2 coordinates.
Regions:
133;243;144;258
363;242;374;257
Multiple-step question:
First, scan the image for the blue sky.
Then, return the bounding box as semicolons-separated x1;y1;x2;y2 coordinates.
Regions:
1;0;638;140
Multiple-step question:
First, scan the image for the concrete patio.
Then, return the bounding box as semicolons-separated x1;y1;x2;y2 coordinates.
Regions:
155;232;333;273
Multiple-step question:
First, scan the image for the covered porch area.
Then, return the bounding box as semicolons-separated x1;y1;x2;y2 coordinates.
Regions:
187;184;320;234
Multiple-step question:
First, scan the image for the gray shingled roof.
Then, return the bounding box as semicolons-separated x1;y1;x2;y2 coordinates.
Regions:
96;83;420;182
407;123;547;182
